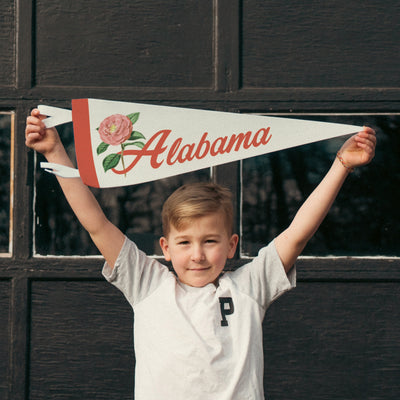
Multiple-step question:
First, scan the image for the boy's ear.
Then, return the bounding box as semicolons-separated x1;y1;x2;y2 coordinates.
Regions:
159;237;171;261
228;234;239;259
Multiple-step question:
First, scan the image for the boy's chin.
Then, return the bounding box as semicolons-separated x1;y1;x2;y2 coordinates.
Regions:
179;276;219;288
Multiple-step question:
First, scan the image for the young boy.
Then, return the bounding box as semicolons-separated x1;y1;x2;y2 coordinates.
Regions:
26;108;376;400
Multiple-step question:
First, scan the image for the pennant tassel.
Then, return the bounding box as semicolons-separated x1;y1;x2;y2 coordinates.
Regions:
37;105;72;128
40;162;80;178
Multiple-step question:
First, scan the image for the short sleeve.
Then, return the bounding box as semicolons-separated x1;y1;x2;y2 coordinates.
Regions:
228;240;296;310
102;236;171;307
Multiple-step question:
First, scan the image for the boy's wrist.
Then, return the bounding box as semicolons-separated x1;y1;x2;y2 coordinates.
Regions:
336;151;354;173
44;143;73;167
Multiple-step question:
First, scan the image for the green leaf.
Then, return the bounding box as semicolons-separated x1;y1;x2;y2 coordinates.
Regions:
103;153;121;172
97;142;109;155
122;141;145;150
127;112;140;125
128;131;145;141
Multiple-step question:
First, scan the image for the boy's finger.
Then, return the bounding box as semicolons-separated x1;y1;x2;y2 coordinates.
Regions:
362;126;376;135
30;108;48;122
355;134;376;148
25;123;42;134
25;131;40;141
30;108;41;117
357;130;377;145
26;115;40;125
26;115;46;131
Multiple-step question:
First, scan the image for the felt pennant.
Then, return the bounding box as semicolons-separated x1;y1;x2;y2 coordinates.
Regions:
39;99;362;188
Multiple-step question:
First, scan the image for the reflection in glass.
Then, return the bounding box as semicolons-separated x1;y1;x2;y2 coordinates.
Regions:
242;115;399;257
0;112;12;254
34;123;211;256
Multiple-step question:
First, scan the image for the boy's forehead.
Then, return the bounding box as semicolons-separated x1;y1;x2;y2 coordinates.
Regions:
168;213;231;236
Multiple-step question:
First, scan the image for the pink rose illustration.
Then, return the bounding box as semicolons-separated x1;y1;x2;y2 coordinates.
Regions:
98;114;133;145
96;111;146;176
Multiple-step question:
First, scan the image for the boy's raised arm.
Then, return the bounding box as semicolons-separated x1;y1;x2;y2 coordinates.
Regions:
274;127;377;273
25;108;125;268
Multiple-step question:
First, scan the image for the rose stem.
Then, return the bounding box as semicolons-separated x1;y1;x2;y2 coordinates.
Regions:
121;144;127;177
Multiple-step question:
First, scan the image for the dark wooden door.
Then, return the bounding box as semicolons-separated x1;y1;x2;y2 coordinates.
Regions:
1;1;399;399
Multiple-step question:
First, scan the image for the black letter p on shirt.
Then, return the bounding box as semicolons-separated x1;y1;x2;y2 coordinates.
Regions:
219;297;234;326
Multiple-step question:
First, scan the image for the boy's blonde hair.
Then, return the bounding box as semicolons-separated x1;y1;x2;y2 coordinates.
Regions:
162;182;234;237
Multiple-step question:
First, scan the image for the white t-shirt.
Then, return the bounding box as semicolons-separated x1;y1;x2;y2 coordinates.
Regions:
102;237;296;400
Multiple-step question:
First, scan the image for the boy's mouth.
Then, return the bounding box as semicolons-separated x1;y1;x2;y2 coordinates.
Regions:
188;267;211;271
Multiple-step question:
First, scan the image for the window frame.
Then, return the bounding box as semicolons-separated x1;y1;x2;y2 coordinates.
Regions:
29;111;400;266
0;111;14;257
238;112;400;259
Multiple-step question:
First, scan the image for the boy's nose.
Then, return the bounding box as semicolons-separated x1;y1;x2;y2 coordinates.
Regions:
191;245;205;262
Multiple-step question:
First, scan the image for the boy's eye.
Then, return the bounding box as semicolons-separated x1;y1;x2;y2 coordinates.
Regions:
178;241;189;245
205;239;217;244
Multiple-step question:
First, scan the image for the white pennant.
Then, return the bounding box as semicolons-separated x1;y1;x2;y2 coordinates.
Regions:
38;99;361;188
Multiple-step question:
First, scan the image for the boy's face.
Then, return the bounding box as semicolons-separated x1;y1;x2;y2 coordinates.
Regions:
159;213;238;287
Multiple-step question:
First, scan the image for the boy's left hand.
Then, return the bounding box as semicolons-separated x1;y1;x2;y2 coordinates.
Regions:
338;126;377;169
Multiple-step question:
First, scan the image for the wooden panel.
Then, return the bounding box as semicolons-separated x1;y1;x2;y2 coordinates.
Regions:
242;0;400;88
29;280;134;400
28;279;400;399
34;0;213;88
0;1;15;86
263;282;400;399
0;280;10;400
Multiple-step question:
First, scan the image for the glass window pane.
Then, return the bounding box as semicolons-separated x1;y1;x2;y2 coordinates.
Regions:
0;112;12;255
34;124;211;256
242;114;399;257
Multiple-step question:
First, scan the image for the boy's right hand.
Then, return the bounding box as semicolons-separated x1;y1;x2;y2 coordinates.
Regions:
25;108;62;157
